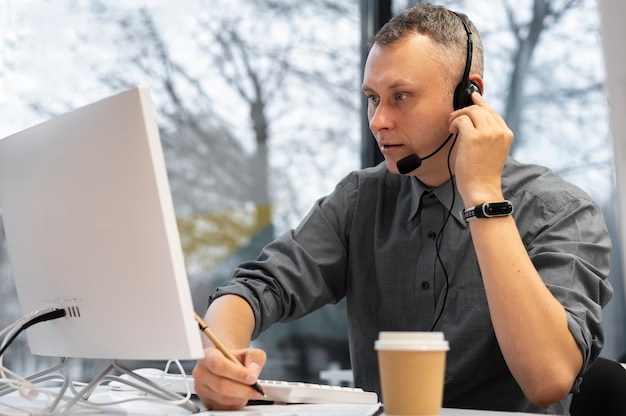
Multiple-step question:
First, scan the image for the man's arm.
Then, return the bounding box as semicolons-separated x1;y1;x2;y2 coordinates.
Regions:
469;215;582;405
192;295;266;410
451;92;583;405
203;294;256;349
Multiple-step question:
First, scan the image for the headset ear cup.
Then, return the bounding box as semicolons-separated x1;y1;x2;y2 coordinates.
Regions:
453;80;481;110
468;80;481;96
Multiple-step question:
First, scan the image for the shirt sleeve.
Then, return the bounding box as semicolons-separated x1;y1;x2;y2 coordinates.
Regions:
208;174;357;339
515;188;613;388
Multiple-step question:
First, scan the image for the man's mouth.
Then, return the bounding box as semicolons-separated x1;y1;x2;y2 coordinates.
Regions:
380;143;401;150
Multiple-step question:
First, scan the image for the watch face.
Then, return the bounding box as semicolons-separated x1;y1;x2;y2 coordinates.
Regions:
485;201;513;215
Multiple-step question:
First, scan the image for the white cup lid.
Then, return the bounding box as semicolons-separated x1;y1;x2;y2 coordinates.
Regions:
374;331;449;351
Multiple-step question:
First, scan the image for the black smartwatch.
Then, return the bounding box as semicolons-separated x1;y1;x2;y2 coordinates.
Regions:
461;200;513;223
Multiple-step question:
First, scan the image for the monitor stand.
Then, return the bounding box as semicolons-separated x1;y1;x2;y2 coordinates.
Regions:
0;357;199;414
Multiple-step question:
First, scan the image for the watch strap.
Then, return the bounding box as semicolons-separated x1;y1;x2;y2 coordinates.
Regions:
460;200;513;223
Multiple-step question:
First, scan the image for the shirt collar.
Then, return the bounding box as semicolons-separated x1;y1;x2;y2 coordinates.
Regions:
408;176;467;226
409;177;428;221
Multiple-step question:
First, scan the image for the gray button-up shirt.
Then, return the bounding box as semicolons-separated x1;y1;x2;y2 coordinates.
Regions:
211;157;612;414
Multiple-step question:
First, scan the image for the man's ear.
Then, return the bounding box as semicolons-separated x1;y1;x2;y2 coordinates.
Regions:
470;74;484;95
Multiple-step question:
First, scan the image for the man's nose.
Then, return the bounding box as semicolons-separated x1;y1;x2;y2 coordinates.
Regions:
369;104;394;133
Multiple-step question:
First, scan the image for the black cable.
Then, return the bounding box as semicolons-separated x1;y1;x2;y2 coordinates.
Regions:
430;133;458;331
0;308;67;357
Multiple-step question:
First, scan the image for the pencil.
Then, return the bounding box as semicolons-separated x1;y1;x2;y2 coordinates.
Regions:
193;312;265;396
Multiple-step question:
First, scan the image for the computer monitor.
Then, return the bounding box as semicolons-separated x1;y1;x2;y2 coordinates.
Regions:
0;86;204;361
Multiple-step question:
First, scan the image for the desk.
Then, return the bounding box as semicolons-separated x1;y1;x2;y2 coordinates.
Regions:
203;404;542;416
1;388;543;415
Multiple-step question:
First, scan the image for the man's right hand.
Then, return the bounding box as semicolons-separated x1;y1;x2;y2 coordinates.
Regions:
192;345;267;410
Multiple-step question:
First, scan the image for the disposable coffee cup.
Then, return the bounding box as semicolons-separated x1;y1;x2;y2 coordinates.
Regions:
375;332;449;416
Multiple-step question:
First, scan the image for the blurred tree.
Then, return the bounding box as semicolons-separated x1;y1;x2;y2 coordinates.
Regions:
501;0;606;160
84;0;360;380
82;0;360;276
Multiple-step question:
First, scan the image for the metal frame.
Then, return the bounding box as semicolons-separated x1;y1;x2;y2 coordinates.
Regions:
360;0;392;168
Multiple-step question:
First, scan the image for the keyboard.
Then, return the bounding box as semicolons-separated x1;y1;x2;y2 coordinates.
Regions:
257;379;378;404
112;368;379;404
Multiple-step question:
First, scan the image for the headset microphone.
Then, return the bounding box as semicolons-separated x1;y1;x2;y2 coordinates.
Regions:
396;11;480;175
397;133;454;174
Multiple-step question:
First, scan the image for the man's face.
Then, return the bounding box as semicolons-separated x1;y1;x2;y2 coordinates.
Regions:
362;34;455;179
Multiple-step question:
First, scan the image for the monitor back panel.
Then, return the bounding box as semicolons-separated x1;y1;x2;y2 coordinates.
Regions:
0;87;203;360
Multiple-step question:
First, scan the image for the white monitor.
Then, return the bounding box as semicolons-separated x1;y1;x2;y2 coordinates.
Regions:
0;86;204;361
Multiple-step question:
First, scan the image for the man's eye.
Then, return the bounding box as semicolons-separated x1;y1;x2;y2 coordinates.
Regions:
368;95;380;104
395;93;407;101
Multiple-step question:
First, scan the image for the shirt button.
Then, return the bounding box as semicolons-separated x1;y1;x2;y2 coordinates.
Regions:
421;281;430;290
427;231;437;239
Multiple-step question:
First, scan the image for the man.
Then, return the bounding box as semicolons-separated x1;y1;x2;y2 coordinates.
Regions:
192;4;612;413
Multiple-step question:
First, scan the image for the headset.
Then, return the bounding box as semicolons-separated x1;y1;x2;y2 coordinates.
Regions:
452;11;481;110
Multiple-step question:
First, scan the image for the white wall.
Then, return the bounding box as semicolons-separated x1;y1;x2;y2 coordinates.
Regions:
597;0;626;303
